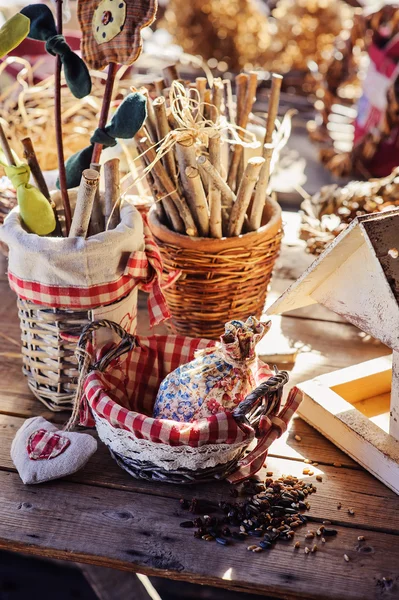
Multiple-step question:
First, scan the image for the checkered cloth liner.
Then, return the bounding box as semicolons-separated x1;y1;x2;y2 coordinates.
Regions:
6;213;175;328
78;0;157;70
80;333;302;480
27;429;71;461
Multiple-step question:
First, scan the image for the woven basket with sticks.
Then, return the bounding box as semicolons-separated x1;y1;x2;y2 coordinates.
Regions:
130;66;288;338
149;200;282;338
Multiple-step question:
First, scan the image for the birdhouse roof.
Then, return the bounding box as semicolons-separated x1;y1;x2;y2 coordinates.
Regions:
267;208;399;350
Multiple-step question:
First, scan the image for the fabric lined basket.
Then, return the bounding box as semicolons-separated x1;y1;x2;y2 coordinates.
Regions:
76;320;302;484
0;197;172;412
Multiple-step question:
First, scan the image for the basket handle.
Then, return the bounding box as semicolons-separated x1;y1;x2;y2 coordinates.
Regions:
232;368;289;435
77;319;137;372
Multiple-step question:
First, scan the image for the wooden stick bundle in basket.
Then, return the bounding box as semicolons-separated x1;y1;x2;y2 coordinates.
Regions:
130;66;286;239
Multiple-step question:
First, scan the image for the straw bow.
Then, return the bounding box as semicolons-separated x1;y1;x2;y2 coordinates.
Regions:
63;92;147;189
20;4;91;99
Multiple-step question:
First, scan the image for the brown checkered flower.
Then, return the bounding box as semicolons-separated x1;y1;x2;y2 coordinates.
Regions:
78;0;157;70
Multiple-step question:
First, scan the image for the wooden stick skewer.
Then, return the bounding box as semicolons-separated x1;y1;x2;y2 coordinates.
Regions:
227;72;258;192
88;162;104;236
55;0;71;234
248;143;273;232
69;169;100;238
21;137;63;236
0;123;15;166
91;62;118;165
265;74;283;145
104;158;120;230
228;156;264;237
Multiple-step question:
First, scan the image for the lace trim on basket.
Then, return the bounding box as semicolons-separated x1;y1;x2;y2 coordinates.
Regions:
94;413;250;471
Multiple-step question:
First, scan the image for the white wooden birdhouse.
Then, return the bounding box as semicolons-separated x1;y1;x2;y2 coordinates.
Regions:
267;208;399;494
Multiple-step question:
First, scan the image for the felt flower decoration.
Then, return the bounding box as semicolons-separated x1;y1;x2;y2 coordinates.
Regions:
78;0;157;70
0;149;55;235
0;13;30;59
63;92;147;189
20;4;92;99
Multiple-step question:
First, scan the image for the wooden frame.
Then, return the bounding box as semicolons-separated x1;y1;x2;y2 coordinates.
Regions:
267;208;399;494
297;355;399;495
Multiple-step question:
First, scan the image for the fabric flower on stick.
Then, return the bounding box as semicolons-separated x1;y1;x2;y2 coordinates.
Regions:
19;2;93;235
0;13;30;59
77;0;157;166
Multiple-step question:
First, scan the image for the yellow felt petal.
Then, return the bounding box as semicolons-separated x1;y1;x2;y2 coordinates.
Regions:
93;0;126;45
17;184;56;236
0;13;30;59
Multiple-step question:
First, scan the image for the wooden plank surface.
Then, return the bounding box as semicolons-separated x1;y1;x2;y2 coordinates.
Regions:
1;470;398;600
0;213;398;600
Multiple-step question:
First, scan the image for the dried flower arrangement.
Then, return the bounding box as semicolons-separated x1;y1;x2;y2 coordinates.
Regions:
300;167;399;255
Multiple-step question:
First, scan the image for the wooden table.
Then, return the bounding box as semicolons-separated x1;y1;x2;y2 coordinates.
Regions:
0;214;398;600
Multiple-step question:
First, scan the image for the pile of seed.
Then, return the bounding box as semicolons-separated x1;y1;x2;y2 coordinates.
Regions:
179;476;337;552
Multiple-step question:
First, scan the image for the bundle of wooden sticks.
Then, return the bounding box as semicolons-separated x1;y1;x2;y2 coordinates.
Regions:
133;66;283;238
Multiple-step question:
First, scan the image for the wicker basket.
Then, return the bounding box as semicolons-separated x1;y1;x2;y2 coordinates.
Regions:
1;192;147;412
77;320;291;484
17;296;136;412
148;197;283;339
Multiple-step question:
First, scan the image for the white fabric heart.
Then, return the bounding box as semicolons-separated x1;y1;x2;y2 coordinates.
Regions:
11;416;97;485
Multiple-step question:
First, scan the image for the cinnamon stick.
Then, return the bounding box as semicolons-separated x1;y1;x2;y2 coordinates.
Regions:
69;169;100;238
196;77;207;118
228;156;264;237
248;144;273;231
135;129;197;236
153;77;166;96
163;65;179;87
197;155;236;210
265;74;283;145
104;158;120;230
175;137;210;236
140;87;158;143
208;134;223;238
227;72;258;191
153;96;177;184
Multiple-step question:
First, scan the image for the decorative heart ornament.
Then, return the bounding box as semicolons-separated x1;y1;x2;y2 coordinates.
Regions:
11;416;97;485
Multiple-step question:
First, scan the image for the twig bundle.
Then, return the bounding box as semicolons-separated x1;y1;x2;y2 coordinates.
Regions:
131;67;288;238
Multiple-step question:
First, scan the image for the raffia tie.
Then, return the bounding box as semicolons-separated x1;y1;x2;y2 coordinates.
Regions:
122;80;259;199
63;346;92;432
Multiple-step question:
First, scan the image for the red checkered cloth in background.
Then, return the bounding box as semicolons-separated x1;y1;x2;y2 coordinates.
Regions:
80;333;302;481
8;213;177;327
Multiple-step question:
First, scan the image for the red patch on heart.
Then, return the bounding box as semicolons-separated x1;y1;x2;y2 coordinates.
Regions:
27;429;71;461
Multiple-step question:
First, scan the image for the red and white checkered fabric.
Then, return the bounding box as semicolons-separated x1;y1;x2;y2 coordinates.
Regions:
226;386;303;483
80;334;302;480
6;213;175;327
27;429;71;461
